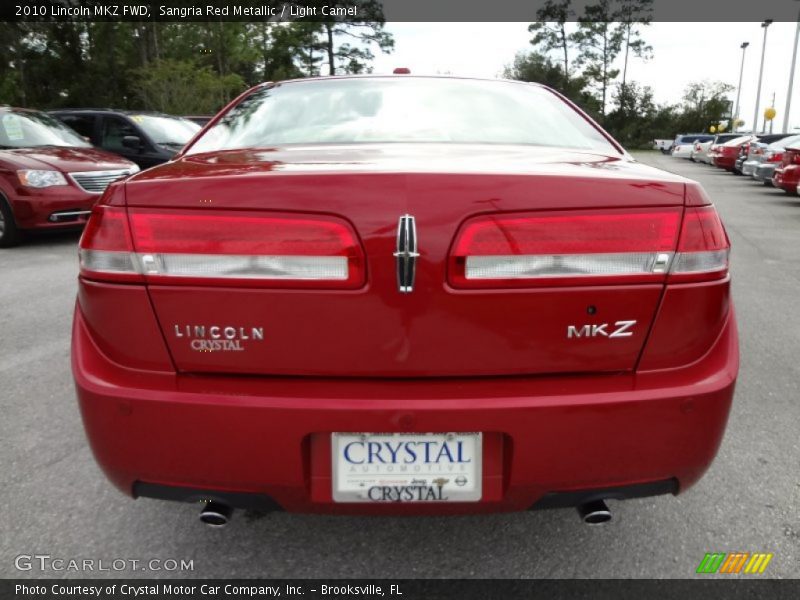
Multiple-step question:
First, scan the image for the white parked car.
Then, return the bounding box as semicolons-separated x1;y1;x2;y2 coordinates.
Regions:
691;140;714;163
671;134;714;159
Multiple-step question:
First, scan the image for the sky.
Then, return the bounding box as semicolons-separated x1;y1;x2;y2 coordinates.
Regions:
372;22;800;132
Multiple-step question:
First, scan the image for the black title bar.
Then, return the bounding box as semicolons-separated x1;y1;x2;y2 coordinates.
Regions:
2;0;800;23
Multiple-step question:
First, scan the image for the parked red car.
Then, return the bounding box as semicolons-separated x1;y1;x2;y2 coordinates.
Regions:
0;107;138;246
712;135;753;171
772;145;800;194
71;76;738;525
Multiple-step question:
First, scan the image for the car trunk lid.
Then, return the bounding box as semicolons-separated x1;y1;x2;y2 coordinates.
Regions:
122;144;687;377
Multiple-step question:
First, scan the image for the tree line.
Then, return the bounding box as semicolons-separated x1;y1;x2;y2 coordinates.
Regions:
0;0;734;147
507;0;735;147
0;6;393;114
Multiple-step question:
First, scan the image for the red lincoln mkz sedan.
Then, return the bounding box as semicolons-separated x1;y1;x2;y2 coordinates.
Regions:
0;107;138;247
71;76;738;526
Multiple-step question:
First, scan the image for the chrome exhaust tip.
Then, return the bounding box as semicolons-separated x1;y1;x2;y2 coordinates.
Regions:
199;501;232;528
577;500;612;525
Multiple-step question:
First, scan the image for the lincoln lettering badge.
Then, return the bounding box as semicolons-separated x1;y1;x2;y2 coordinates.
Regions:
174;324;265;352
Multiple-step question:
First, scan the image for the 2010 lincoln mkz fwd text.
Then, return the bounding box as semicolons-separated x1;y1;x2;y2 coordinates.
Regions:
71;75;738;525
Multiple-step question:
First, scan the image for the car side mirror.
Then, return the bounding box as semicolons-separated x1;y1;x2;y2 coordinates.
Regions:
121;135;142;151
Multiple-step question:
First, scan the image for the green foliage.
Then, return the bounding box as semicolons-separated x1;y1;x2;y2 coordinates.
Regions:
0;15;393;112
528;0;574;82
131;59;245;115
605;81;734;148
505;49;734;149
503;51;602;118
571;0;625;117
674;81;735;134
521;1;730;148
605;81;660;147
616;0;654;112
316;2;395;75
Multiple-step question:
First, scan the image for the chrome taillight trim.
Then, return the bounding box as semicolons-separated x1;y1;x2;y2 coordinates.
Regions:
137;253;348;280
79;249;349;280
464;252;675;280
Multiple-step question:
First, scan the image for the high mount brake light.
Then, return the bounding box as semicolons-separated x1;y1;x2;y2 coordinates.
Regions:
79;207;365;288
449;206;729;288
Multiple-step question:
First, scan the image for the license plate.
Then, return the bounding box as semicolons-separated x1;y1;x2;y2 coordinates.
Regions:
331;432;482;503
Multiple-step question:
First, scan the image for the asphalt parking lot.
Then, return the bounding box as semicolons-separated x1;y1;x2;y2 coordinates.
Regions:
1;150;798;579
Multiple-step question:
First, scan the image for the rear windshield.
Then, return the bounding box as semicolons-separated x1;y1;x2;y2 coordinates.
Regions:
186;78;619;155
723;135;752;146
0;110;91;149
770;134;800;149
759;134;792;144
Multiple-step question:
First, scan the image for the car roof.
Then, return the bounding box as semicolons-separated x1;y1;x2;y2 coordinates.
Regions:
0;106;45;114
49;108;174;117
270;73;549;88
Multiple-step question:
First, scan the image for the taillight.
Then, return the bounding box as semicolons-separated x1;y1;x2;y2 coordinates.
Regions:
79;208;365;288
448;208;682;288
79;206;143;283
449;206;729;288
669;205;729;282
767;152;784;163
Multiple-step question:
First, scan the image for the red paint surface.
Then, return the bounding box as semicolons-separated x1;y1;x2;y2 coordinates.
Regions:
71;79;738;514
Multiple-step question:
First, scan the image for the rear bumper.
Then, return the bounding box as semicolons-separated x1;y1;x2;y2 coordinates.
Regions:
72;305;738;515
773;166;800;193
713;155;736;169
742;160;760;176
755;164;777;183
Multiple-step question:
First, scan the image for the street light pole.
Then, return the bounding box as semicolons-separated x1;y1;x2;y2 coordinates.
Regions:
783;7;800;133
752;20;772;134
734;41;749;129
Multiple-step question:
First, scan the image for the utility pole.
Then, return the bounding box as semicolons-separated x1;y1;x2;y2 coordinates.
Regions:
734;41;749;129
753;20;772;134
784;5;800;133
